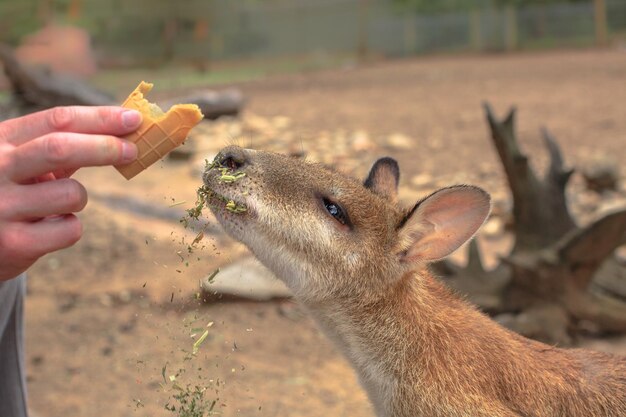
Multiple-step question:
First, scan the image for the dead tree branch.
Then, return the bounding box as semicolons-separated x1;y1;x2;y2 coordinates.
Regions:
439;104;626;345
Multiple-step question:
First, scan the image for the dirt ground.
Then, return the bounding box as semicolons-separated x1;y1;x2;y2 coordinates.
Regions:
25;49;626;417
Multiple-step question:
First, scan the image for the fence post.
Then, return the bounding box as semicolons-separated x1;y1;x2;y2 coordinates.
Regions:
404;15;417;55
209;0;224;61
469;10;482;51
162;18;178;62
67;0;82;20
357;0;369;59
37;0;52;25
504;5;518;51
594;0;608;45
193;18;210;71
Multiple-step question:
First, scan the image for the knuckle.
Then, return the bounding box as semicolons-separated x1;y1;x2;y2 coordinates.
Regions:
98;107;117;128
48;107;75;131
0;227;26;260
101;136;120;159
62;180;88;212
0;186;14;216
43;134;71;164
0;152;10;174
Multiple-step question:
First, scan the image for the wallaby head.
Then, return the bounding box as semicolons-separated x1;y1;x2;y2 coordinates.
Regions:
202;145;489;303
203;146;626;417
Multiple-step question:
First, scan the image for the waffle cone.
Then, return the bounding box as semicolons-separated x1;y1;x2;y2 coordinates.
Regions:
115;81;204;179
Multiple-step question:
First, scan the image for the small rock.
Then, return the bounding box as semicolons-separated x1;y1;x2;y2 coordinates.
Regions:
47;257;61;270
272;116;291;130
616;245;626;265
398;186;425;205
98;293;112;308
243;113;273;134
490;192;512;218
481;216;504;239
595;197;626;218
495;304;572;346
118;290;132;304
574;190;602;212
350;130;375;152
201;257;292;301
410;174;433;188
581;154;620;193
386;133;413;150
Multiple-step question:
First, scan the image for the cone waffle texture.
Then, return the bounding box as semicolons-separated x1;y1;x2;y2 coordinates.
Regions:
115;81;204;179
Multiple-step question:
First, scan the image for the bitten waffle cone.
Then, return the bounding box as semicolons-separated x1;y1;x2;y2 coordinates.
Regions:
115;81;204;180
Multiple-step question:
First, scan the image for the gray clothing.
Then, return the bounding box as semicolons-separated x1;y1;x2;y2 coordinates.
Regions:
0;274;28;417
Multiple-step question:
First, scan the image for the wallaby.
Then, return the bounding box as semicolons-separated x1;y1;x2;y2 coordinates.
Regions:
203;145;626;417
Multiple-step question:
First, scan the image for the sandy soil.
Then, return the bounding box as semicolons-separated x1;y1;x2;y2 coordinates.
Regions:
25;48;626;417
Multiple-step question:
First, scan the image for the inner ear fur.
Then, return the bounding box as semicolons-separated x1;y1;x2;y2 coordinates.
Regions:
364;157;400;203
398;185;491;262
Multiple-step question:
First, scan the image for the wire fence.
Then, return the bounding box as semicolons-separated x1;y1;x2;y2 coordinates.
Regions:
1;0;625;66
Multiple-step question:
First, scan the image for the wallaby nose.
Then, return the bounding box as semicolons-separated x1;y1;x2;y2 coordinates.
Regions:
218;146;248;170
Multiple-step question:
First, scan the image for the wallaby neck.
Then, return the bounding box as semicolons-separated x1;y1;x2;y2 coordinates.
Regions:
303;269;626;417
305;269;479;415
307;269;482;375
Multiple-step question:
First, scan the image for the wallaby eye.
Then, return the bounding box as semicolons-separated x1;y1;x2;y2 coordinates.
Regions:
323;198;349;226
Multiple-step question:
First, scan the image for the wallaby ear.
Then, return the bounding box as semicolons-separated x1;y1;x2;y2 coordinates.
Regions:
398;186;490;262
364;157;400;203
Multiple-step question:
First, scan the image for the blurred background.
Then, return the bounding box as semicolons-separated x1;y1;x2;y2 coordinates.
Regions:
1;1;625;417
2;0;625;89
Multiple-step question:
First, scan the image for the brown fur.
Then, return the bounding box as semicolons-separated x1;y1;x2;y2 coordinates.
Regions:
204;146;626;417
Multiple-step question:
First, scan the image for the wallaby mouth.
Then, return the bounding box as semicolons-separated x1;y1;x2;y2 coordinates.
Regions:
201;154;250;219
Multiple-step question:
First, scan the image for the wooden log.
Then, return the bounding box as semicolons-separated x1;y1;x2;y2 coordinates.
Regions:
484;103;576;250
161;89;245;121
0;44;113;117
438;103;626;345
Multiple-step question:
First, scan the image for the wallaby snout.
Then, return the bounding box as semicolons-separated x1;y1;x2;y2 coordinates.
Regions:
216;145;249;171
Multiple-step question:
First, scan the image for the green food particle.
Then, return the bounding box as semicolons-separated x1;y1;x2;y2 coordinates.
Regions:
165;384;218;416
180;186;212;228
206;268;220;284
225;200;247;214
192;330;210;355
192;231;204;246
218;171;246;183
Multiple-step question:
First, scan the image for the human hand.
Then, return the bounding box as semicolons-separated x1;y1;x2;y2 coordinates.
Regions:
0;106;141;280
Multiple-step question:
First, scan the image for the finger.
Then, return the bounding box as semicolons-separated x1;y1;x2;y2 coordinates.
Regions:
0;214;82;263
8;132;137;183
1;106;142;146
0;179;87;220
50;169;77;180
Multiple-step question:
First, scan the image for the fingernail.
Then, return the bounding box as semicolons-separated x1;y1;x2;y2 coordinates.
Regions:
121;142;138;162
121;110;142;129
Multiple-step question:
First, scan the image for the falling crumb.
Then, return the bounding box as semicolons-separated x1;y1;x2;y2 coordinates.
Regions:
192;330;210;355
